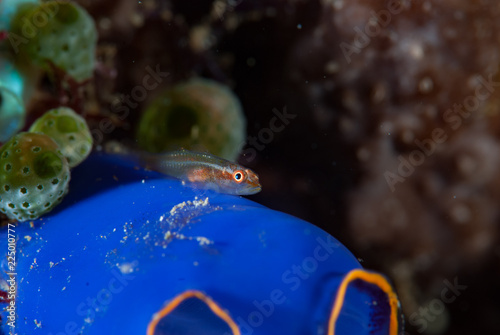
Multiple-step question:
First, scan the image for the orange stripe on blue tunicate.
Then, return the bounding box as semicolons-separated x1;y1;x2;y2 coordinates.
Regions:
327;269;401;335
147;290;240;335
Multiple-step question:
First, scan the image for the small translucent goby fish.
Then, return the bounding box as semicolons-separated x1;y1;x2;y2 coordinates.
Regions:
106;142;261;195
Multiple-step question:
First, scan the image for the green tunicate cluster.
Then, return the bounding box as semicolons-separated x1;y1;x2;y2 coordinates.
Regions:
136;78;246;161
0;107;92;221
0;132;70;222
10;1;98;82
29;107;92;167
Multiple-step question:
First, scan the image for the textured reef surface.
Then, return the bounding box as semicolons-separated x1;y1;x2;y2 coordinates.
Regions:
288;1;500;333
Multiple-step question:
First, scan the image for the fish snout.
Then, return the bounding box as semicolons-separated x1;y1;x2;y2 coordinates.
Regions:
245;169;262;194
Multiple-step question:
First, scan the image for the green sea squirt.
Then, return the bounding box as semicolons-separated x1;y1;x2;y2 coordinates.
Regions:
0;132;70;221
29;107;93;167
9;0;98;82
137;78;246;161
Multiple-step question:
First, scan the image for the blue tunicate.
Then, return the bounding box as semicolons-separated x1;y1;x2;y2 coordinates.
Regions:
0;153;402;334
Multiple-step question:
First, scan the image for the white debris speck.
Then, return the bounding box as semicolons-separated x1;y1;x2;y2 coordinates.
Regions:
175;233;187;240
118;261;138;274
169;197;211;216
196;237;213;246
0;280;9;292
193;261;199;266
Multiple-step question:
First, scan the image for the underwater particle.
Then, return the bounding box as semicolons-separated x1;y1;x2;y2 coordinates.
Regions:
0;132;70;222
9;1;98;82
136;78;246;161
29;107;93;168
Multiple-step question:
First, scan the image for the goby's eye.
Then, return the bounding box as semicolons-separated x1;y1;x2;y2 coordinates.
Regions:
233;170;244;183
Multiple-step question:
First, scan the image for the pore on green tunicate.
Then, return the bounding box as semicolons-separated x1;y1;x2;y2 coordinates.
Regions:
0;132;70;222
136;78;246;161
29;107;93;167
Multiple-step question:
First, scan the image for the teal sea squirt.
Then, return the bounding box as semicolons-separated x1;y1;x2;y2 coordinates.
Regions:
0;55;29;142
